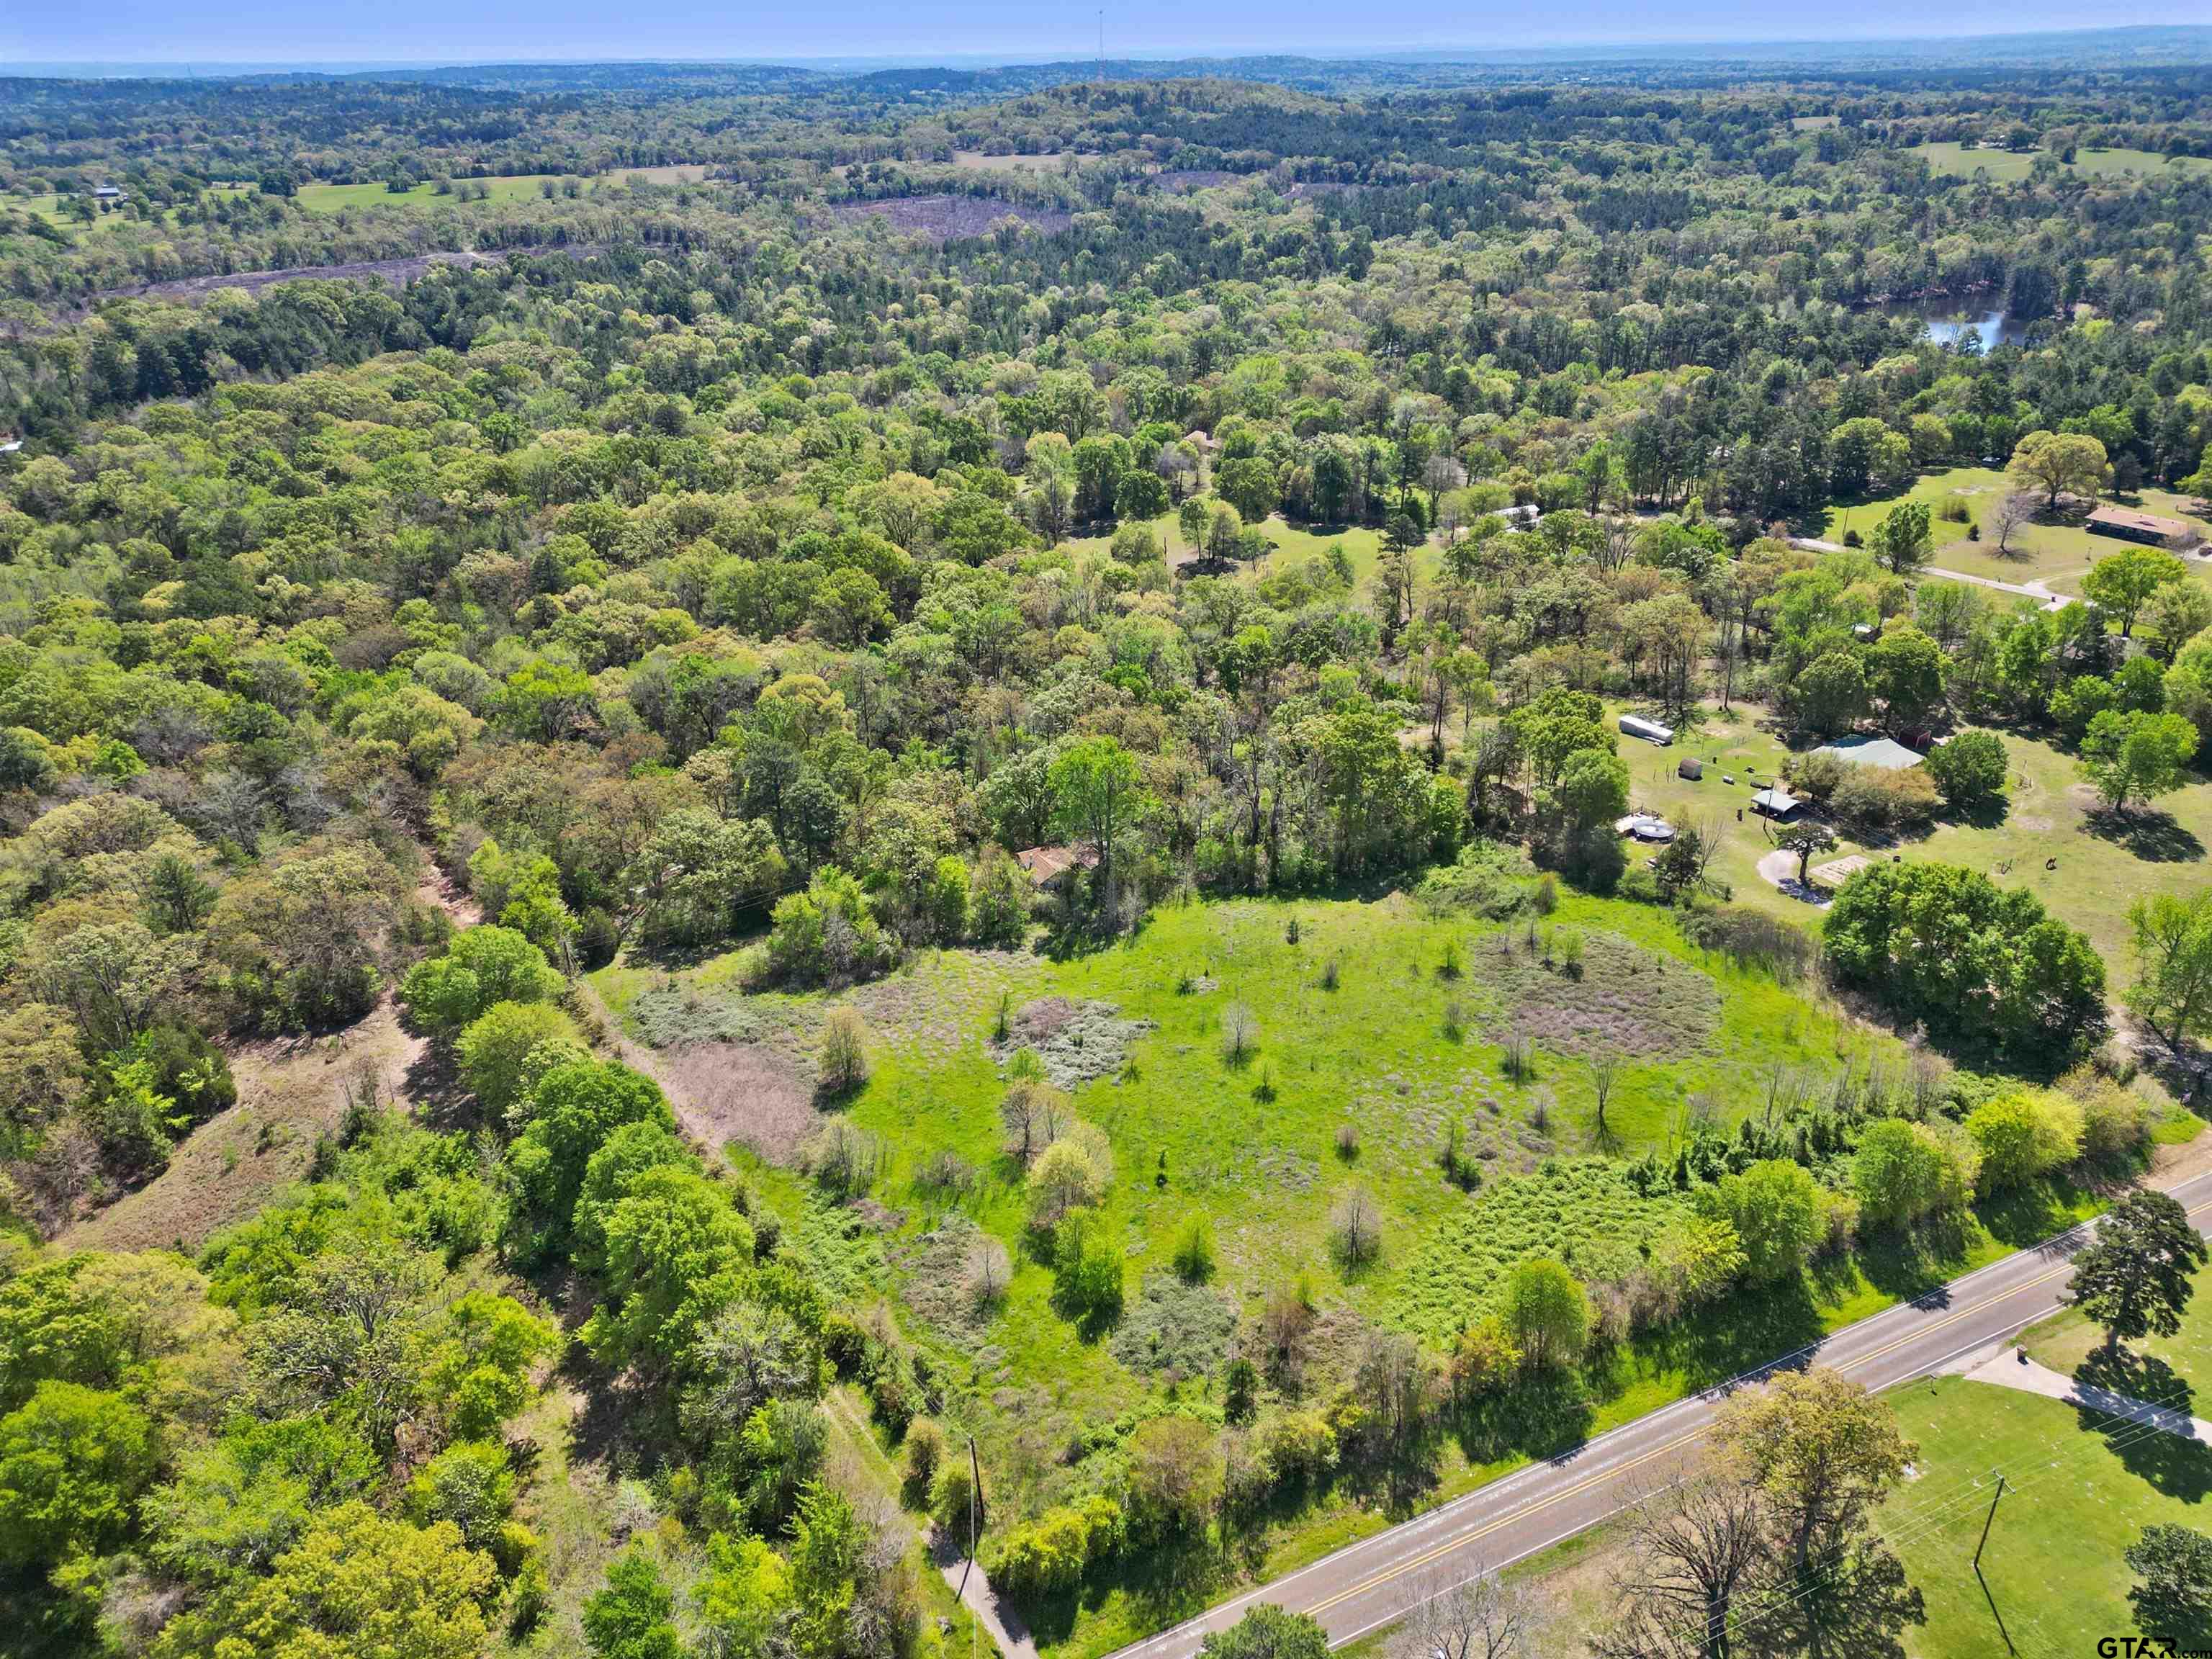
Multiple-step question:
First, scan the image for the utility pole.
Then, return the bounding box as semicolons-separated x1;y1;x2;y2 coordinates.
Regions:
1972;1472;2014;1655
954;1432;986;1659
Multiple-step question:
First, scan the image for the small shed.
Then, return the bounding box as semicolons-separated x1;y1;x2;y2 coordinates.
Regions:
1750;786;1802;820
1619;714;1675;747
1677;757;1704;781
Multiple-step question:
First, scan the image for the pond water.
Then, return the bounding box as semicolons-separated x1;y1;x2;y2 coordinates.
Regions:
1878;300;2028;351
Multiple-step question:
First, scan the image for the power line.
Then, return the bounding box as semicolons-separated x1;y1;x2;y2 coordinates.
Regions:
1716;1372;2209;1648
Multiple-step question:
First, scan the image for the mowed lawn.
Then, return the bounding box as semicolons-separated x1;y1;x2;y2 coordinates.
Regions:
1910;141;2212;182
1914;727;2212;967
1617;698;2212;996
1825;466;2212;592
1884;1379;2212;1658
1611;702;1820;927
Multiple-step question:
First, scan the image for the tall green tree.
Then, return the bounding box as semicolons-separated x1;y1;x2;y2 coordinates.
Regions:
2068;1189;2209;1354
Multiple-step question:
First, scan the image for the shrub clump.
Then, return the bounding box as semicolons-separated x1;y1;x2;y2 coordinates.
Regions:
989;997;1154;1091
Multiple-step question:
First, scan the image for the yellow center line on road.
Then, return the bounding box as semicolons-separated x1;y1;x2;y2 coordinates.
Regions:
1192;1191;2212;1640
1303;1251;2103;1622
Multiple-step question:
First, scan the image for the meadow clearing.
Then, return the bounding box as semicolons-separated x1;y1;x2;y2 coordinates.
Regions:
1910;141;2212;182
1822;464;2212;593
588;860;2182;1655
9;166;711;238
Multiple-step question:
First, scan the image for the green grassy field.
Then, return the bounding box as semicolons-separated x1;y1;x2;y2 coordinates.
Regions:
1913;725;2212;967
1823;466;2212;592
588;870;2182;1656
602;890;1884;1316
1884;1378;2212;1658
15;194;135;238
1613;701;2212;970
12;171;708;237
951;150;1074;173
1064;511;1396;590
1910;142;2212;183
1612;701;1819;923
293;165;706;214
297;174;577;212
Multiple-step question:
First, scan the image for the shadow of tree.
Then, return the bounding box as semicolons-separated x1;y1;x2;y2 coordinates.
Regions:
2074;1347;2198;1424
1656;1277;1830;1390
2059;1349;2212;1501
1853;1219;1973;1305
2084;806;2207;864
1977;1177;2092;1250
402;1038;479;1134
1010;1532;1231;1647
1452;1370;1594;1466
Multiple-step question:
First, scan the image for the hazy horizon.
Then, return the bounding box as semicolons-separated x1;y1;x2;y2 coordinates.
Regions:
5;13;2206;75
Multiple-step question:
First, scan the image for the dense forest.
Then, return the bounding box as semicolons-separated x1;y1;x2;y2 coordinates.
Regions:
4;42;2212;1659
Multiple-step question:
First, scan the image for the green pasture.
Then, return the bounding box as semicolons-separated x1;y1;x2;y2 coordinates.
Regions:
297;174;578;212
1885;1379;2212;1658
1910;142;2212;183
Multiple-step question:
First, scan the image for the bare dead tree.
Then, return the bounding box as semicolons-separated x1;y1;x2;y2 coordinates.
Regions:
1593;1460;1768;1659
1222;1001;1259;1064
1992;490;2038;555
1686;816;1725;885
1761;1061;1805;1127
1397;1565;1545;1659
1589;1048;1622;1141
1330;1184;1382;1269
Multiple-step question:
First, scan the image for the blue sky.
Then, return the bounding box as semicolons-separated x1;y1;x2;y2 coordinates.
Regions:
1;2;2194;70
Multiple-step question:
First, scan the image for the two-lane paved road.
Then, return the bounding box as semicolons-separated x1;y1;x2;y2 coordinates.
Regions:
1106;1167;2212;1658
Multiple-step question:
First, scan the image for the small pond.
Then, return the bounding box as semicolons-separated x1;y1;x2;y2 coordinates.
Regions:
1877;300;2028;350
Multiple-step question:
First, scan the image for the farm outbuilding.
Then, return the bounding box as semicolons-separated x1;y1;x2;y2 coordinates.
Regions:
1619;714;1675;746
1677;757;1704;781
1750;786;1802;819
